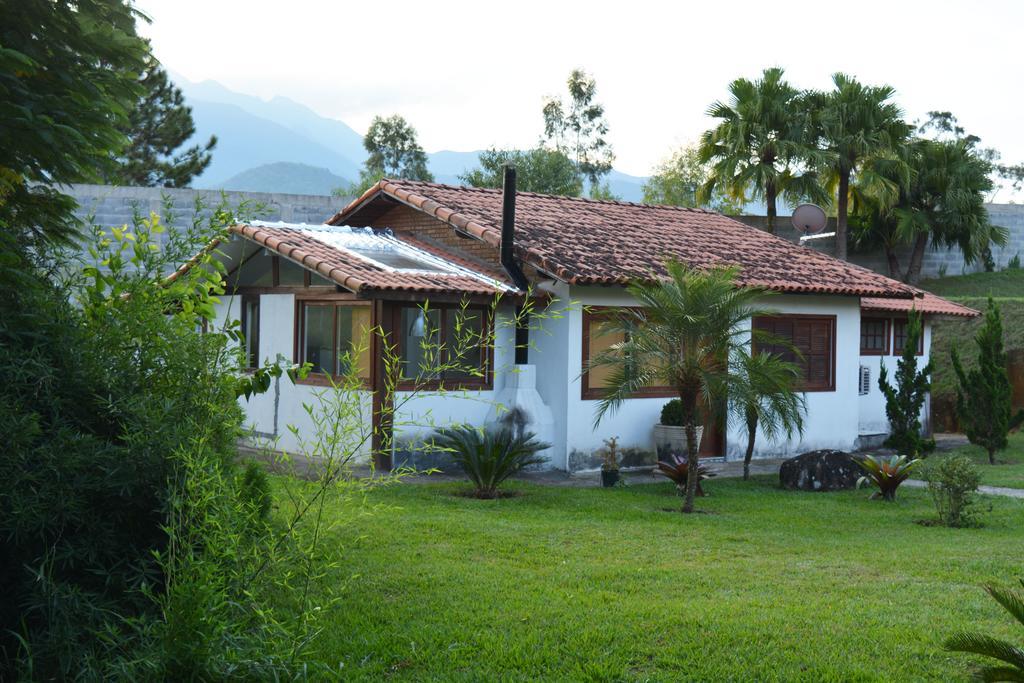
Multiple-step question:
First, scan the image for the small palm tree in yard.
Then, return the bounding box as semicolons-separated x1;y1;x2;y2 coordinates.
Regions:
430;426;549;499
946;580;1024;681
590;261;774;513
732;352;806;480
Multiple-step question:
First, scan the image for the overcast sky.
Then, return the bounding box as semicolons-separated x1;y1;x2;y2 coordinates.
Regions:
138;0;1023;197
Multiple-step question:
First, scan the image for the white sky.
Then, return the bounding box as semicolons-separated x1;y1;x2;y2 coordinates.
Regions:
138;0;1024;196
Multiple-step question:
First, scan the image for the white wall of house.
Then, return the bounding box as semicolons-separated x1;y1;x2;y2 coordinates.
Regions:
856;319;933;440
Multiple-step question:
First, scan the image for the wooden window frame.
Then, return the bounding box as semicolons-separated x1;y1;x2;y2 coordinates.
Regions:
391;303;494;392
240;294;260;370
891;316;925;356
859;317;890;356
580;307;676;401
293;299;374;387
753;314;837;393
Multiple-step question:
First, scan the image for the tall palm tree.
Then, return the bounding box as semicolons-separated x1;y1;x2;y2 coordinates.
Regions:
946;579;1024;681
809;73;910;261
590;262;773;513
732;352;806;480
698;67;824;233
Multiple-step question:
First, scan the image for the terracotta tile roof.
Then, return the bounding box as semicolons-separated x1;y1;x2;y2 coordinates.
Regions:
329;179;920;299
861;289;979;317
230;223;512;296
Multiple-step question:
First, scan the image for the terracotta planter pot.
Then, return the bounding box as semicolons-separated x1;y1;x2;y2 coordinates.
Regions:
654;424;704;462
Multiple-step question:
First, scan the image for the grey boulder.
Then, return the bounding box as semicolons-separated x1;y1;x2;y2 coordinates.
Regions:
779;450;860;491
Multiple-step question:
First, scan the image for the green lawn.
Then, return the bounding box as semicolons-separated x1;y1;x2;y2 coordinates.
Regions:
932;432;1024;489
284;475;1024;681
919;268;1024;298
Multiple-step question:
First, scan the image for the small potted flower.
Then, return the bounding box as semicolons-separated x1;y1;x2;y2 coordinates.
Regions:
654;399;703;463
601;436;621;487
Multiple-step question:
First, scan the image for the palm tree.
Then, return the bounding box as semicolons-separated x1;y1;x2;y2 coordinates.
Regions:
698;67;824;233
946;579;1024;681
809;73;910;261
589;262;773;513
732;352;806;480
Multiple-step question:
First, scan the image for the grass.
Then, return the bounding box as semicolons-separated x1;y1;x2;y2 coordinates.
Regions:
280;475;1024;681
919;268;1024;298
931;432;1024;489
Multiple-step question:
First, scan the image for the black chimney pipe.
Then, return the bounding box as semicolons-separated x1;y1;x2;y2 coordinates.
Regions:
500;165;529;292
500;165;530;365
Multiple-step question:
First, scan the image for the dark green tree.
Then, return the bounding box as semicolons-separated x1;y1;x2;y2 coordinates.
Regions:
0;0;149;249
355;114;433;193
878;311;935;457
460;147;582;196
107;55;217;187
808;73;910;260
542;69;614;192
697;68;824;232
952;297;1024;464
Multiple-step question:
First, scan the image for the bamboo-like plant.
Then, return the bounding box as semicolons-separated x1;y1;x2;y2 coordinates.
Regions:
946;580;1024;681
854;454;921;501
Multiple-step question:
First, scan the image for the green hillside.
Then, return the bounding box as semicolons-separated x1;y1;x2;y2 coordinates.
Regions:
920;269;1024;430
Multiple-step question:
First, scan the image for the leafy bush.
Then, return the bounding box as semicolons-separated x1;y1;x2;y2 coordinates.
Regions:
239;461;273;523
656;455;714;496
925;456;981;527
430;426;549;498
854;454;921;501
879;312;935;458
946;579;1024;680
660;399;684;426
1008;252;1021;270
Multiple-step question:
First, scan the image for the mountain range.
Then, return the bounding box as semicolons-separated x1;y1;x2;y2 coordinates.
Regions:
176;76;649;201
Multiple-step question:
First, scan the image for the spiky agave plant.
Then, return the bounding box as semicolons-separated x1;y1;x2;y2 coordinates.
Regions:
946;580;1024;681
430;426;549;499
656;455;714;497
854;454;921;501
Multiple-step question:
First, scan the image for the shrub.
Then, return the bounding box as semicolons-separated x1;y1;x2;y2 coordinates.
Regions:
946;578;1024;680
601;436;620;471
879;312;935;458
239;461;273;523
656;455;714;497
430;426;549;498
925;456;981;527
1008;252;1022;270
660;399;684;426
854;454;921;501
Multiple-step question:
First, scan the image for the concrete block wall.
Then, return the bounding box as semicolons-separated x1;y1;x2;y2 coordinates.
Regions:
738;203;1024;280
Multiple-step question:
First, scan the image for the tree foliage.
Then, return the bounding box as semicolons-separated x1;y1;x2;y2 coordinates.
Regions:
952;297;1024;464
807;73;911;260
0;0;149;248
460;147;582;197
878;311;935;457
644;144;745;213
698;67;824;231
106;55;217;188
542;69;615;191
355;114;433;193
731;352;805;480
589;262;772;512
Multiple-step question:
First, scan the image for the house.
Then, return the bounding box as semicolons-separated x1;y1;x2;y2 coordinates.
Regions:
203;173;977;471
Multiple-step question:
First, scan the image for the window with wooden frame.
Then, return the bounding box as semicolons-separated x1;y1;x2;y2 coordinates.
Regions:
227;244;335;290
240;295;260;369
891;317;924;356
581;308;675;400
393;304;492;389
753;315;836;392
859;317;890;356
296;302;372;384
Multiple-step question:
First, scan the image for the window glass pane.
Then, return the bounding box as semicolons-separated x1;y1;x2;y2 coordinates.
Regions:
860;318;887;353
279;257;305;286
892;319;922;355
443;308;486;380
587;317;625;388
236;248;274;286
336;306;372;380
310;272;334;287
303;304;335;375
243;298;259;368
399;307;441;380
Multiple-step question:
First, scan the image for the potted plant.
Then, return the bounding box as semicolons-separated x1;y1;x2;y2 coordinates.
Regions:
654;399;703;463
601;436;621;487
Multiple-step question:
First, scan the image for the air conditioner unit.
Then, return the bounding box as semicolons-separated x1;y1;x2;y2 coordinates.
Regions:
859;365;871;396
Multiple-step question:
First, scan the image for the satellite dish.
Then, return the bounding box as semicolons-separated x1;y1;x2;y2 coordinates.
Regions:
791;204;827;235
